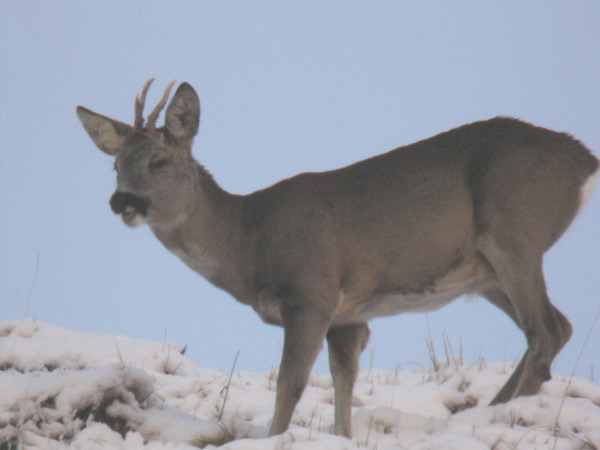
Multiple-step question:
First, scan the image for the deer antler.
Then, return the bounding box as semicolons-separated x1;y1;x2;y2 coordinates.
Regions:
134;78;155;130
146;79;177;134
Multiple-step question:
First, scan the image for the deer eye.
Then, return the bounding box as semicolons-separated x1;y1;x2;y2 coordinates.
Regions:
149;157;170;172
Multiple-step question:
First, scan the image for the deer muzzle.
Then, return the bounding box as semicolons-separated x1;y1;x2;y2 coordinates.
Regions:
109;192;150;226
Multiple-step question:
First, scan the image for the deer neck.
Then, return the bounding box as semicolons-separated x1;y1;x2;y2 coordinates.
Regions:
149;166;248;299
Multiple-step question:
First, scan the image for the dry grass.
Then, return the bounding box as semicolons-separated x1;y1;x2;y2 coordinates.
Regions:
217;349;240;422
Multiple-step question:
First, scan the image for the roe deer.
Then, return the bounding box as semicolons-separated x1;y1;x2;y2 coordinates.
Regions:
77;79;599;437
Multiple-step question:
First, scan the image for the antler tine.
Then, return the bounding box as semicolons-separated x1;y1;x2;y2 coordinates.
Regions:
134;78;155;130
146;79;177;133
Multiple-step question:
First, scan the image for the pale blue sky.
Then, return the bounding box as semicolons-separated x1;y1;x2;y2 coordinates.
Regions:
1;2;599;379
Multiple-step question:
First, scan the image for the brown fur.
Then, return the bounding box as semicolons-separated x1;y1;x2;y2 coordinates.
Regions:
78;80;599;437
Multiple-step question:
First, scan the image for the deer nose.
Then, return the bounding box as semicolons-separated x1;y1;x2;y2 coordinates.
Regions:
109;192;149;216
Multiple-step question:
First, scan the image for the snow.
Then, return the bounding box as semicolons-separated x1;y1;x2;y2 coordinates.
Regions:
1;319;599;449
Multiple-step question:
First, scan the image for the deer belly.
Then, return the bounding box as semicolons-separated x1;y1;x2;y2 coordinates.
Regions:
334;259;486;325
371;289;461;316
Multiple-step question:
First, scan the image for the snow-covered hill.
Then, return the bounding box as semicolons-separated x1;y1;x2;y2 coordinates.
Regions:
1;318;599;449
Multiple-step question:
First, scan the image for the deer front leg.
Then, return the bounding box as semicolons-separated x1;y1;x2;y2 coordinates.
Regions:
269;305;333;436
326;323;370;437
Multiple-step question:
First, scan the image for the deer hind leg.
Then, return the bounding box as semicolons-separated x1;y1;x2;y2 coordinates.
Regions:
479;286;525;402
326;323;370;437
477;237;572;405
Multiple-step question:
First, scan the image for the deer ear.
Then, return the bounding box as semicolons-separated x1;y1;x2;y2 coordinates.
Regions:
165;83;200;142
76;107;132;156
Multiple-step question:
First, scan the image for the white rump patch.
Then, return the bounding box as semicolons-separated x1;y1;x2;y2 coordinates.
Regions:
577;165;600;217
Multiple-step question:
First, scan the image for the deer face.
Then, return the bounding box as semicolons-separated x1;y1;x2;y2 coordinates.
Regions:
109;131;197;227
77;80;200;229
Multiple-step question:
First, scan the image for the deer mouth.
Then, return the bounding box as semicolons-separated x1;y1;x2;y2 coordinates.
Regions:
109;192;150;226
121;206;142;225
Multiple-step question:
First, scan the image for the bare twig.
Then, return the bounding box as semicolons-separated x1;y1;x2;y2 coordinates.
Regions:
218;349;240;421
8;251;41;359
113;334;124;364
368;345;375;382
425;314;439;372
443;329;459;370
552;305;600;447
364;415;374;447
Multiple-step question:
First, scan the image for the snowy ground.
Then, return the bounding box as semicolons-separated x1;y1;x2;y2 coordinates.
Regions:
1;319;599;449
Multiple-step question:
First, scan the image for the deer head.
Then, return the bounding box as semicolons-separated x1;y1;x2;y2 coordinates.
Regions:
76;79;201;229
